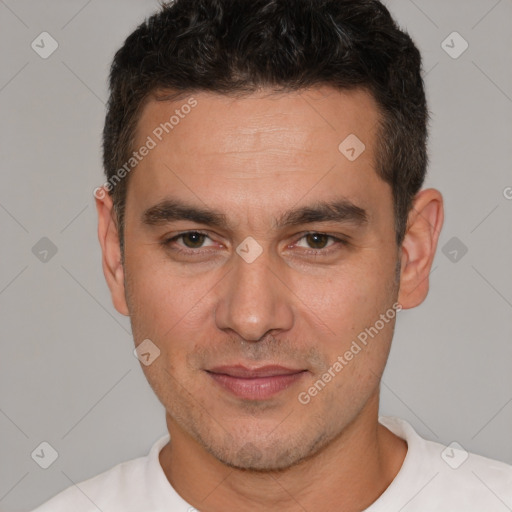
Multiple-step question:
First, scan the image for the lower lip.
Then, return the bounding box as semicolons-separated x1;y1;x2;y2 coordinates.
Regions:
207;371;306;400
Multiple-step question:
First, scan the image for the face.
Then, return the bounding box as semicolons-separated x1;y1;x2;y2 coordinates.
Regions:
117;87;402;470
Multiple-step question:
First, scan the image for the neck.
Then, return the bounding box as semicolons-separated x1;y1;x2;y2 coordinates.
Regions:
159;393;407;512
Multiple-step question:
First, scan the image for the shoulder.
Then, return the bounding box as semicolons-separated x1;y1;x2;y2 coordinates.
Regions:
30;435;173;512
31;456;147;512
378;416;512;511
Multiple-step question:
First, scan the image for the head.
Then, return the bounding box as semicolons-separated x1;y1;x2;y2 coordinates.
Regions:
97;0;443;471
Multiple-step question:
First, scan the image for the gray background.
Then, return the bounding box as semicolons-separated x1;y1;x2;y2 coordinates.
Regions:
0;0;511;510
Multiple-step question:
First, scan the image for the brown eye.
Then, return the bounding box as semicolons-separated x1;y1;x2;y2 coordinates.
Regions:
304;233;330;249
163;231;215;252
181;232;207;248
293;232;347;255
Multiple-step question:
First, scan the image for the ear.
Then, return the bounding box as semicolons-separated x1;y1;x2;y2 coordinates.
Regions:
95;187;129;316
397;188;444;309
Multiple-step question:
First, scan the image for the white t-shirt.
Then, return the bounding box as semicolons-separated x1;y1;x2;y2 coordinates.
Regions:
31;416;512;511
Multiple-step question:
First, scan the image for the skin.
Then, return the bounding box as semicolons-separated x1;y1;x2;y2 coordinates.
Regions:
96;86;443;511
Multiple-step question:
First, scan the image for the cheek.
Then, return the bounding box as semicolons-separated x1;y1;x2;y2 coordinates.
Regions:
288;255;398;385
292;262;393;329
124;250;210;343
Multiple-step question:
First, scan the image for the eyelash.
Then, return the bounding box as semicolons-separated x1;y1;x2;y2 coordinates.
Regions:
161;230;348;257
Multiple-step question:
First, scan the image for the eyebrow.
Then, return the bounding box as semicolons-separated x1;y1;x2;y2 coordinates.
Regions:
141;198;368;230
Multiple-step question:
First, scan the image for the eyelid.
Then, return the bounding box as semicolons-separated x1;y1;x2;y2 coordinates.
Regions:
288;232;349;254
163;230;217;249
162;230;348;257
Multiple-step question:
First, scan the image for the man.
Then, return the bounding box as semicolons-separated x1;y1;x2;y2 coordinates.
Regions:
32;0;512;510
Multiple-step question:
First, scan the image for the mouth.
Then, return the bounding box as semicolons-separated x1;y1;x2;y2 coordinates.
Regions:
205;365;308;400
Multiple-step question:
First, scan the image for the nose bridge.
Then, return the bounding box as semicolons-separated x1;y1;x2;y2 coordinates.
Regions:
214;246;294;341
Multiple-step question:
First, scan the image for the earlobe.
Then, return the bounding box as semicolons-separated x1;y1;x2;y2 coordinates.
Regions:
95;187;130;316
397;188;444;309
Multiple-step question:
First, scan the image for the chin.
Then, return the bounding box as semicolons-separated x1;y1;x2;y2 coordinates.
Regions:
198;427;331;473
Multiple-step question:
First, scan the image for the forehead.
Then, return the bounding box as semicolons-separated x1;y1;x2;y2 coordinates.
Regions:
127;86;386;222
136;86;379;156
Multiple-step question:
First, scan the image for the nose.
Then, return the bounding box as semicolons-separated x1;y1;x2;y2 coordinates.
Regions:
214;247;294;342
